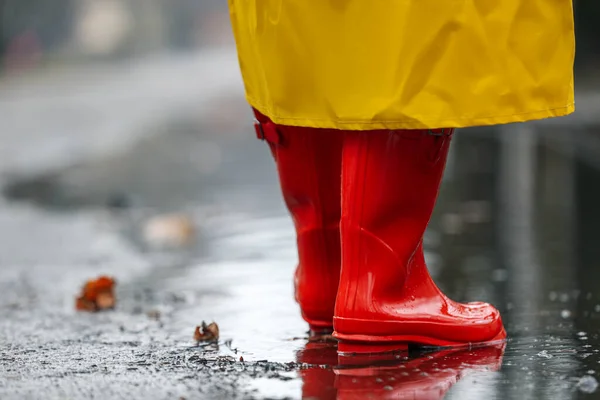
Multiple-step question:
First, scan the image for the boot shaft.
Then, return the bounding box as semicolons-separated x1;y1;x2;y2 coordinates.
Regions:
337;130;453;316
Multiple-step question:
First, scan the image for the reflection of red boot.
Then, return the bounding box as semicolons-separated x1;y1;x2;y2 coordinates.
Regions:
334;130;505;353
335;344;505;400
296;340;339;400
254;111;344;331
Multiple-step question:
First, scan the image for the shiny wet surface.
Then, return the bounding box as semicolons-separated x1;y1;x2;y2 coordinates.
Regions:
2;63;600;400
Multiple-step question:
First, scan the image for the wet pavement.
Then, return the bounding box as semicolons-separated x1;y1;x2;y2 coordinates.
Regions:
2;49;600;399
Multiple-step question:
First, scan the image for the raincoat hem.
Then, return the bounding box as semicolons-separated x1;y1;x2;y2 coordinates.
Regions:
247;99;575;131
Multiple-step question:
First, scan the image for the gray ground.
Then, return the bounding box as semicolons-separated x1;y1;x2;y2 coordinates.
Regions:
2;48;600;399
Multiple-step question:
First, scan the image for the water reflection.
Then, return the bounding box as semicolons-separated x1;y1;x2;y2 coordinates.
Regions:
296;338;505;400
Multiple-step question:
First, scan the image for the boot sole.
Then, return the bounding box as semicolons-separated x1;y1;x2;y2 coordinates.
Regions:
334;325;506;354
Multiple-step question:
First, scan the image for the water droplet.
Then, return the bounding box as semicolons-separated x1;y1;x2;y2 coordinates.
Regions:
561;310;572;319
577;375;599;394
594;305;600;313
559;293;570;302
587;293;593;300
537;350;553;359
383;386;393;391
549;292;558;301
578;331;587;337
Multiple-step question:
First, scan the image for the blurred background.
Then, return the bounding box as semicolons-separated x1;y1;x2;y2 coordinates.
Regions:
0;0;231;65
1;1;600;400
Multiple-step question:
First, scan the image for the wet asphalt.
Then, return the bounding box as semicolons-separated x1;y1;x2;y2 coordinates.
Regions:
2;50;600;399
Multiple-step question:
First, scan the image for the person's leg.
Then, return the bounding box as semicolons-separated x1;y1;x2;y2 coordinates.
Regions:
334;129;506;353
254;111;343;331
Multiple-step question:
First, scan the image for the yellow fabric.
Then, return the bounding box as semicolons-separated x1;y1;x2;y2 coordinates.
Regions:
228;0;575;130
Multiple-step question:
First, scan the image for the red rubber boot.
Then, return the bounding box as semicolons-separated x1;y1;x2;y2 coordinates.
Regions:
254;111;344;332
333;129;506;353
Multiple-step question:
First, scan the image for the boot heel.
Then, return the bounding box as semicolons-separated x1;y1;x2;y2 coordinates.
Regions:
337;340;409;355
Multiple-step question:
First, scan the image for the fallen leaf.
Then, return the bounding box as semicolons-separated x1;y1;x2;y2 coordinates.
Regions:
75;276;116;312
239;356;244;362
194;321;219;343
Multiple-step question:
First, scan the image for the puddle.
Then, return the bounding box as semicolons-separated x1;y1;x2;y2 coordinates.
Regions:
3;116;600;399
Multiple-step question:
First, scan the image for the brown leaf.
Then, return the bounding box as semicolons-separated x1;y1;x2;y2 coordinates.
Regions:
194;321;220;342
75;276;116;312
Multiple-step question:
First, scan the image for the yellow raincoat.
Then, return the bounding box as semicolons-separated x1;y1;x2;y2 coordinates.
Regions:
228;0;575;130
